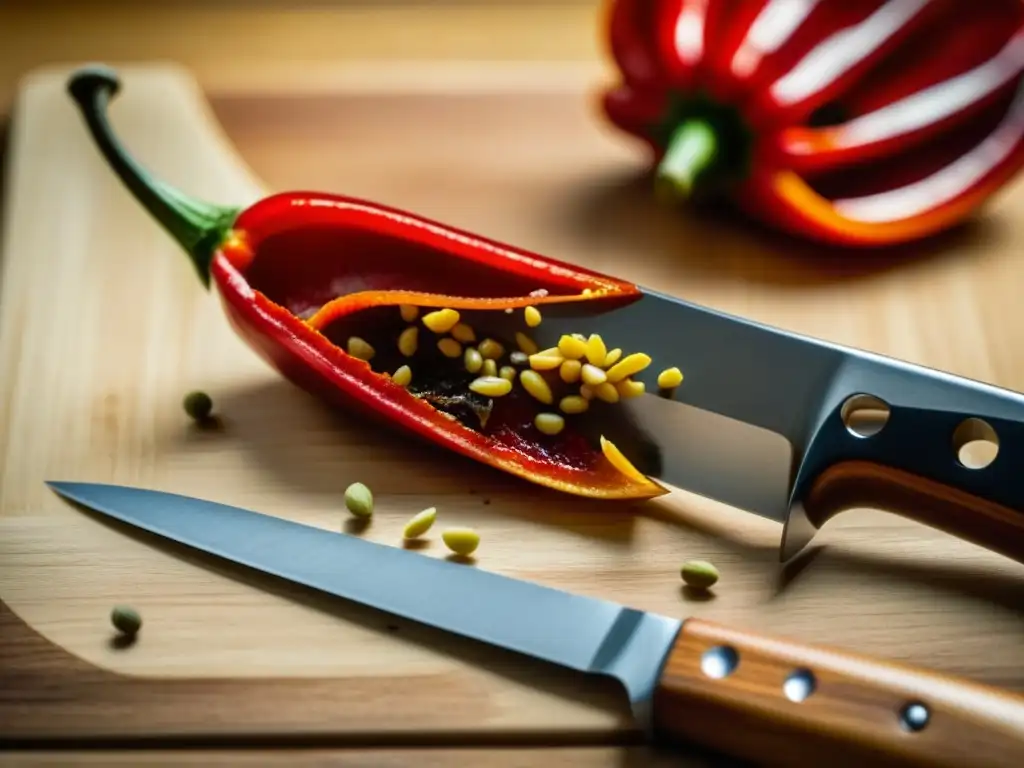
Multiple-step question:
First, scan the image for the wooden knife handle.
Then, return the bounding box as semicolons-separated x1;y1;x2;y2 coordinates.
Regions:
803;461;1024;563
652;619;1024;768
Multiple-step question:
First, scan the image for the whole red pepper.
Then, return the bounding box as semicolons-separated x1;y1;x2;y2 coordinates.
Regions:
600;0;1024;246
68;67;667;501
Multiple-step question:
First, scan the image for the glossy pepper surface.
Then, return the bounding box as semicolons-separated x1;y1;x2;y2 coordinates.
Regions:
601;0;1024;246
67;67;667;501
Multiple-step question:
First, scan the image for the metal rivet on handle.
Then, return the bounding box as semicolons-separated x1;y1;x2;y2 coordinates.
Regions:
900;701;930;732
783;668;816;702
701;646;739;679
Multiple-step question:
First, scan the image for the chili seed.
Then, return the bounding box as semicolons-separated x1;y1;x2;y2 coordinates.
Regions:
582;288;594;296
617;379;645;398
499;365;517;382
524;306;542;327
585;334;607;366
399;304;419;323
111;605;142;637
464;347;483;373
482;359;498;377
606;353;652;383
528;353;564;371
534;412;565;435
657;367;684;388
392;365;412;387
603;348;623;367
520;370;554;404
403;507;437;539
594;382;620;403
183;391;213;421
559;359;582;384
557;334;587;359
516;332;539;355
398;326;419;357
600;435;649;485
437;338;462;358
344;482;374;518
681;560;719;590
347;337;375;361
422;308;460;334
559;395;589;414
509;351;528;365
478;338;505;359
442;527;480;556
581;363;607;386
579;384;595;400
469;376;513;397
451;323;476;344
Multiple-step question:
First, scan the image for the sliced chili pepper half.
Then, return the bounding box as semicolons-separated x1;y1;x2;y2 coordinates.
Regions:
67;66;669;500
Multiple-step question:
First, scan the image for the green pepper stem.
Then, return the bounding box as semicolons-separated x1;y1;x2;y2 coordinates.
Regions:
66;65;240;288
653;119;719;202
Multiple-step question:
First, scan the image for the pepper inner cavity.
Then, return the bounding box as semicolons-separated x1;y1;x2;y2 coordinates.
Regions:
319;303;676;471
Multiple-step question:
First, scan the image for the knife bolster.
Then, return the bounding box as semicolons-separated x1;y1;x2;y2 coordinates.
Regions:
802;460;1024;562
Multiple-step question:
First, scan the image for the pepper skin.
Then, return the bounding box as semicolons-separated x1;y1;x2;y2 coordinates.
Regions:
67;66;666;501
600;0;1024;246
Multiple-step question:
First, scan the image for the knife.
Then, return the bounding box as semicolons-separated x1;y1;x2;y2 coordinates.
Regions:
532;292;1024;564
47;481;1024;767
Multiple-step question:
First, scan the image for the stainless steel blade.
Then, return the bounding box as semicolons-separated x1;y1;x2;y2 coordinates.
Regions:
46;481;682;728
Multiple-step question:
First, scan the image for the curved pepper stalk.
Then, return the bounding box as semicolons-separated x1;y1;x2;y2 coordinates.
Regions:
66;65;668;501
601;0;1024;246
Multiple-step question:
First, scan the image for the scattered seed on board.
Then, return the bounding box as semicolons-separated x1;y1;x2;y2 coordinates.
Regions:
658;367;684;389
524;306;542;327
681;560;719;590
347;336;375;361
111;605;142;638
344;482;374;518
183;391;213;422
442;527;480;556
403;507;437;539
392;365;412;387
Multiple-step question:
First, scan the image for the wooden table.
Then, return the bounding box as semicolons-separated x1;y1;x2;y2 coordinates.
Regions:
2;3;1024;767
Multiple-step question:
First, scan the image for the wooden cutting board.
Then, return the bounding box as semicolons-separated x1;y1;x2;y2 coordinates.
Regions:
1;62;1023;750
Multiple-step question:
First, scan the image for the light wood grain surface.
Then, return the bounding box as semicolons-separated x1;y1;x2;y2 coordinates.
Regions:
2;56;1024;762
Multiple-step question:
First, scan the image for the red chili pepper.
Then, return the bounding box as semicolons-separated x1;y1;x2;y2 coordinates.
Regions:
600;0;1024;246
68;67;667;501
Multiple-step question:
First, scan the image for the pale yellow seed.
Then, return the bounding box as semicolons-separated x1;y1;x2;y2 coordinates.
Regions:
520;369;554;404
509;351;529;366
464;347;483;373
347;337;375;361
557;334;587;359
397;326;419;357
392;365;412;387
344;482;373;518
559;359;582;384
617;379;645;399
603;348;623;367
606;352;652;383
469;376;513;397
516;332;539;355
524;306;542;328
572;333;587;341
559;395;590;414
403;507;437;539
478;338;505;360
482;359;498;377
594;381;620;403
581;363;608;386
579;384;595;400
442;527;480;556
529;353;564;371
437;338;462;358
499;365;517;382
585;334;607;366
537;346;559;356
657;367;684;389
399;304;419;323
422;308;460;334
451;323;476;344
534;412;565;436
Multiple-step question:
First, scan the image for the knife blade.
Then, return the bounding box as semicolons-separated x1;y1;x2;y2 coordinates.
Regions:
47;480;1024;768
534;291;1024;565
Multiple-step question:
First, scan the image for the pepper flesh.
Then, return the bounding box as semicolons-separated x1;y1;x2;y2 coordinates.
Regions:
67;66;667;501
601;0;1024;246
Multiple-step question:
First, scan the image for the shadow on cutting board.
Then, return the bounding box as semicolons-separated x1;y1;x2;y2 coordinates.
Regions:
559;168;1005;288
